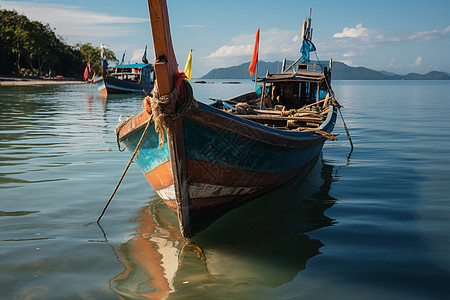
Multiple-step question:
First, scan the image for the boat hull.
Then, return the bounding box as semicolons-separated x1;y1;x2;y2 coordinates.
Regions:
103;76;154;94
119;102;337;237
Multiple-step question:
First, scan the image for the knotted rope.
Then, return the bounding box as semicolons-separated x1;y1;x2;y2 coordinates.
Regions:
143;71;198;148
314;129;338;141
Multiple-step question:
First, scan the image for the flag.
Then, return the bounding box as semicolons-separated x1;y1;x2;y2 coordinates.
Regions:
184;49;193;80
83;62;92;81
120;51;126;64
248;28;260;77
142;45;148;64
300;39;316;63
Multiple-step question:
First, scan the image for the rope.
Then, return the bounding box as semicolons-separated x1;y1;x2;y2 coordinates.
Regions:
97;116;152;223
98;72;197;222
143;73;198;148
315;129;338;141
115;119;129;152
313;51;353;152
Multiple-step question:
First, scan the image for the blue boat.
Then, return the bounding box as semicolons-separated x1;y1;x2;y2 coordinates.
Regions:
99;63;154;94
115;1;339;237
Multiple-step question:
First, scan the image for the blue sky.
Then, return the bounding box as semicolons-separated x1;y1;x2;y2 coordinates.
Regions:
1;0;449;77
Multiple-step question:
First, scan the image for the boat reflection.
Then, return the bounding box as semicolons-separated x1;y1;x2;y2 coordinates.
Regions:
111;156;337;299
85;93;107;114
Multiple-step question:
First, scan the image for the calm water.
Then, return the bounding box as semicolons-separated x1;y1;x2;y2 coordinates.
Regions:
1;80;449;299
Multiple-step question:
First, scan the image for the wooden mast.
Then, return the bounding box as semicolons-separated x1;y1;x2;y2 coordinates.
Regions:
147;0;191;237
147;0;178;94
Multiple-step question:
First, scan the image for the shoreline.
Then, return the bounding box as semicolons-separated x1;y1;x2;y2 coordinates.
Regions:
0;76;84;86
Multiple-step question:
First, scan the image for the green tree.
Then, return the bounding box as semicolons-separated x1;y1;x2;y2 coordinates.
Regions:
0;9;28;74
76;43;118;76
0;9;118;77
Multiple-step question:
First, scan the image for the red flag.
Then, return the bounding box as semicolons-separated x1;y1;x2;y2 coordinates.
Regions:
83;62;91;81
248;28;260;77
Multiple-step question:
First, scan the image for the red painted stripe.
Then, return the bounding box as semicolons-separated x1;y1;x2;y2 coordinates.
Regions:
144;161;174;190
186;158;315;188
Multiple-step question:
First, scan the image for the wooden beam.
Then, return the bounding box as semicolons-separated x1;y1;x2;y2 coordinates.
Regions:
147;0;191;237
147;0;178;95
235;114;324;123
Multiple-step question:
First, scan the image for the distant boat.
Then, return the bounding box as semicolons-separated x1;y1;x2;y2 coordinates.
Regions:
115;1;339;238
98;63;155;94
91;76;105;92
192;80;213;84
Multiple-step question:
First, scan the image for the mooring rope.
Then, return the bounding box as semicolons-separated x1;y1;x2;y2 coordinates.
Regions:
97;116;152;223
315;129;338;141
313;51;353;152
143;73;198;148
98;72;197;222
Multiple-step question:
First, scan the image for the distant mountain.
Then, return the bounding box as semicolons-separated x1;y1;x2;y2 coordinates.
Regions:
201;61;450;80
331;62;391;80
379;70;399;76
201;61;290;79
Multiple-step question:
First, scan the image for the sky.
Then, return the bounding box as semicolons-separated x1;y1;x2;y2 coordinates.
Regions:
1;0;449;77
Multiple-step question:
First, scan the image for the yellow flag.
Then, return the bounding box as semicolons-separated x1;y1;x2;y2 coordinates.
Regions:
184;49;193;80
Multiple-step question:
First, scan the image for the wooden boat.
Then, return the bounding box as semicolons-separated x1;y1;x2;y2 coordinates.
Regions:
99;62;155;94
91;75;105;93
115;0;339;238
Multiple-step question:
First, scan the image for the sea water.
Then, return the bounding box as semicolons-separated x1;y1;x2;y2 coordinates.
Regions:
0;80;449;299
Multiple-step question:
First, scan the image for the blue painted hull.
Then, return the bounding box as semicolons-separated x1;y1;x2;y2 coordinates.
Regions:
119;101;337;237
103;76;154;94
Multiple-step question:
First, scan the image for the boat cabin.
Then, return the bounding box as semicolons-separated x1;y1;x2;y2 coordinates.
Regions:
211;63;333;131
110;63;154;84
259;64;331;109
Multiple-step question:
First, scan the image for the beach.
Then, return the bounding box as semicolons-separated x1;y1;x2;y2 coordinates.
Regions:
0;76;84;86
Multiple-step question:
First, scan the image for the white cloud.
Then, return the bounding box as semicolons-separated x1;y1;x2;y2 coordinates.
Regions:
408;26;450;42
411;56;423;68
0;1;147;39
207;28;299;59
325;23;449;71
130;49;145;63
341;60;353;66
333;23;370;38
181;25;205;29
208;44;253;58
343;51;357;57
387;59;402;70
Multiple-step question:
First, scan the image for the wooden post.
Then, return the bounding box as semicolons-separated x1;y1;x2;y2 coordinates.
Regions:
147;0;191;237
147;0;178;95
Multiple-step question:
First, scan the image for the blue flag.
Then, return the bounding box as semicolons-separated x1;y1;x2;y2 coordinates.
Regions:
142;45;148;64
300;39;316;63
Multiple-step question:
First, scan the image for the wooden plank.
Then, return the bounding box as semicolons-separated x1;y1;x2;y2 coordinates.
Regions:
235;114;324;123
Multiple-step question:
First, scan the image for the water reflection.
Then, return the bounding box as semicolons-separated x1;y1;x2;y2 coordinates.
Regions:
110;157;337;299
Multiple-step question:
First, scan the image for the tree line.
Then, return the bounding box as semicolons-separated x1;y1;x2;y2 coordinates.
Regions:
0;9;117;78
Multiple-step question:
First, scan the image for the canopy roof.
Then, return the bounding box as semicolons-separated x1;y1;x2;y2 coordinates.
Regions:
114;63;151;69
258;69;325;83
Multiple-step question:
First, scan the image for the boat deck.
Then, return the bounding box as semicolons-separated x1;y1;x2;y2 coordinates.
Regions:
211;94;333;133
